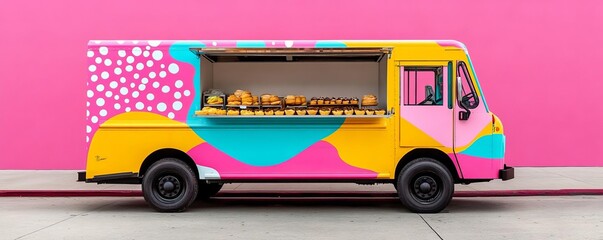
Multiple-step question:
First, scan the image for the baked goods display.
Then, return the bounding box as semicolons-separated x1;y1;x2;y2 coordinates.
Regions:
361;95;378;106
199;89;387;117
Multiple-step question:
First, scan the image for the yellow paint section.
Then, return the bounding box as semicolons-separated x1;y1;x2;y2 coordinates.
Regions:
455;123;492;152
86;112;203;179
322;117;394;178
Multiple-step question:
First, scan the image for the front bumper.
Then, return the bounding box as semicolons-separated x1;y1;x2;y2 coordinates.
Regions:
499;165;514;181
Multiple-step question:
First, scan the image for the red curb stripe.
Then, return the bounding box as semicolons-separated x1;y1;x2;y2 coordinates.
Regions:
1;189;603;198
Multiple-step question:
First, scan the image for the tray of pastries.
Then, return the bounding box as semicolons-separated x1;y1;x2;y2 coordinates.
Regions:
260;94;282;106
285;95;307;106
309;97;359;106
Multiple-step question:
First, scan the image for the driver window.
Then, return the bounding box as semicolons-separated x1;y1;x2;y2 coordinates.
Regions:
403;67;444;106
457;61;479;109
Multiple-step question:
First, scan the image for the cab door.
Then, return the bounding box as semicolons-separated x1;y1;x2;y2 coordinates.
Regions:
453;61;498;179
398;62;454;148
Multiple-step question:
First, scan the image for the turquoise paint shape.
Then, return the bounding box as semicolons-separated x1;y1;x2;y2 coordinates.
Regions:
315;41;347;48
460;134;505;159
236;41;266;48
187;117;345;166
169;42;346;166
169;41;206;118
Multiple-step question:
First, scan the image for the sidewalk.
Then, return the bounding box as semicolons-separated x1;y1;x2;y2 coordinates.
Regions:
1;167;602;196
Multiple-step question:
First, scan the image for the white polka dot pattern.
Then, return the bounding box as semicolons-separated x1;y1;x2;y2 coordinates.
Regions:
86;41;194;143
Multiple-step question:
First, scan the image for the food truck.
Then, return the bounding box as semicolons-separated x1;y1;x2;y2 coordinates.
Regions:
81;40;513;213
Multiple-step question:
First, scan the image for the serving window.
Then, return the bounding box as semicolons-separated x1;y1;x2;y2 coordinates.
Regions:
190;48;391;117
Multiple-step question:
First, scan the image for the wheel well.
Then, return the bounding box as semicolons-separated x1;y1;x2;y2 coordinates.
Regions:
139;148;199;179
395;148;460;183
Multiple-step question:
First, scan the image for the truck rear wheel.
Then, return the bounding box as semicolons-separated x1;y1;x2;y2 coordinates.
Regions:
397;158;453;213
142;158;198;212
196;182;223;200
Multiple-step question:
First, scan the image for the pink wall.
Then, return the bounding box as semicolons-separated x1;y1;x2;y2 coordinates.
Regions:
1;0;602;169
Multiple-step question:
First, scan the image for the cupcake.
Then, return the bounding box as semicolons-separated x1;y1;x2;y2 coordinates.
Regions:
342;98;350;105
310;97;317;105
332;108;343;115
351;97;359;105
344;107;355;116
275;109;285;116
354;109;366;115
285;108;296;115
296;109;307;116
241;109;255;116
319;108;331;116
306;107;318;115
375;109;386;115
264;109;274;115
335;98;343;104
365;109;375;115
217;109;227;115
254;109;265;116
317;97;325;105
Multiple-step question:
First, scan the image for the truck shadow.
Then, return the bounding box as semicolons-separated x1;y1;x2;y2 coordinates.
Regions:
101;193;511;213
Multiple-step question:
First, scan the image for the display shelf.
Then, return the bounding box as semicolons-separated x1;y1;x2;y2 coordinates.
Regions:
226;105;261;108
194;114;392;118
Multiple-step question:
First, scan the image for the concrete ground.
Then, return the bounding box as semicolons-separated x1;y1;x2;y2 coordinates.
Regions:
1;168;603;240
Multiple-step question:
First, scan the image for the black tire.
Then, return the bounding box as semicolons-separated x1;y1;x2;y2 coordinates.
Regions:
142;158;198;212
196;182;223;200
397;158;454;213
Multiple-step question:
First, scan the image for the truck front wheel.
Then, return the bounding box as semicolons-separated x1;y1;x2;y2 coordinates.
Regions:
397;158;453;213
142;158;198;212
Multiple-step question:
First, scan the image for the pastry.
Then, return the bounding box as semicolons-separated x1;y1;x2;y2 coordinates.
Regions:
335;98;343;104
365;109;375;115
275;109;285;116
206;96;223;105
332;108;343;115
344;108;355;116
269;96;280;102
375;109;386;115
240;109;255;116
285;108;296;115
307;108;318;115
286;95;296;105
229;101;242;106
261;94;272;103
254;109;265;116
319;108;331;116
296;109;307;116
317;97;324;105
354;109;366;115
362;94;378;106
264;109;274;115
227;108;240;115
351;97;359;105
271;101;281;105
300;96;306;105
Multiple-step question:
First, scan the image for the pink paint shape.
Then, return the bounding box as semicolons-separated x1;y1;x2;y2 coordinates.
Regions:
187;141;378;179
453;153;502;179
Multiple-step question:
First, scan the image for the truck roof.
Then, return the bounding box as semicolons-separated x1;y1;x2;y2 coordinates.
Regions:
87;40;467;52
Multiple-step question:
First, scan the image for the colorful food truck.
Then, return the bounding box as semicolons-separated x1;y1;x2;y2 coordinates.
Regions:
81;40;513;213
